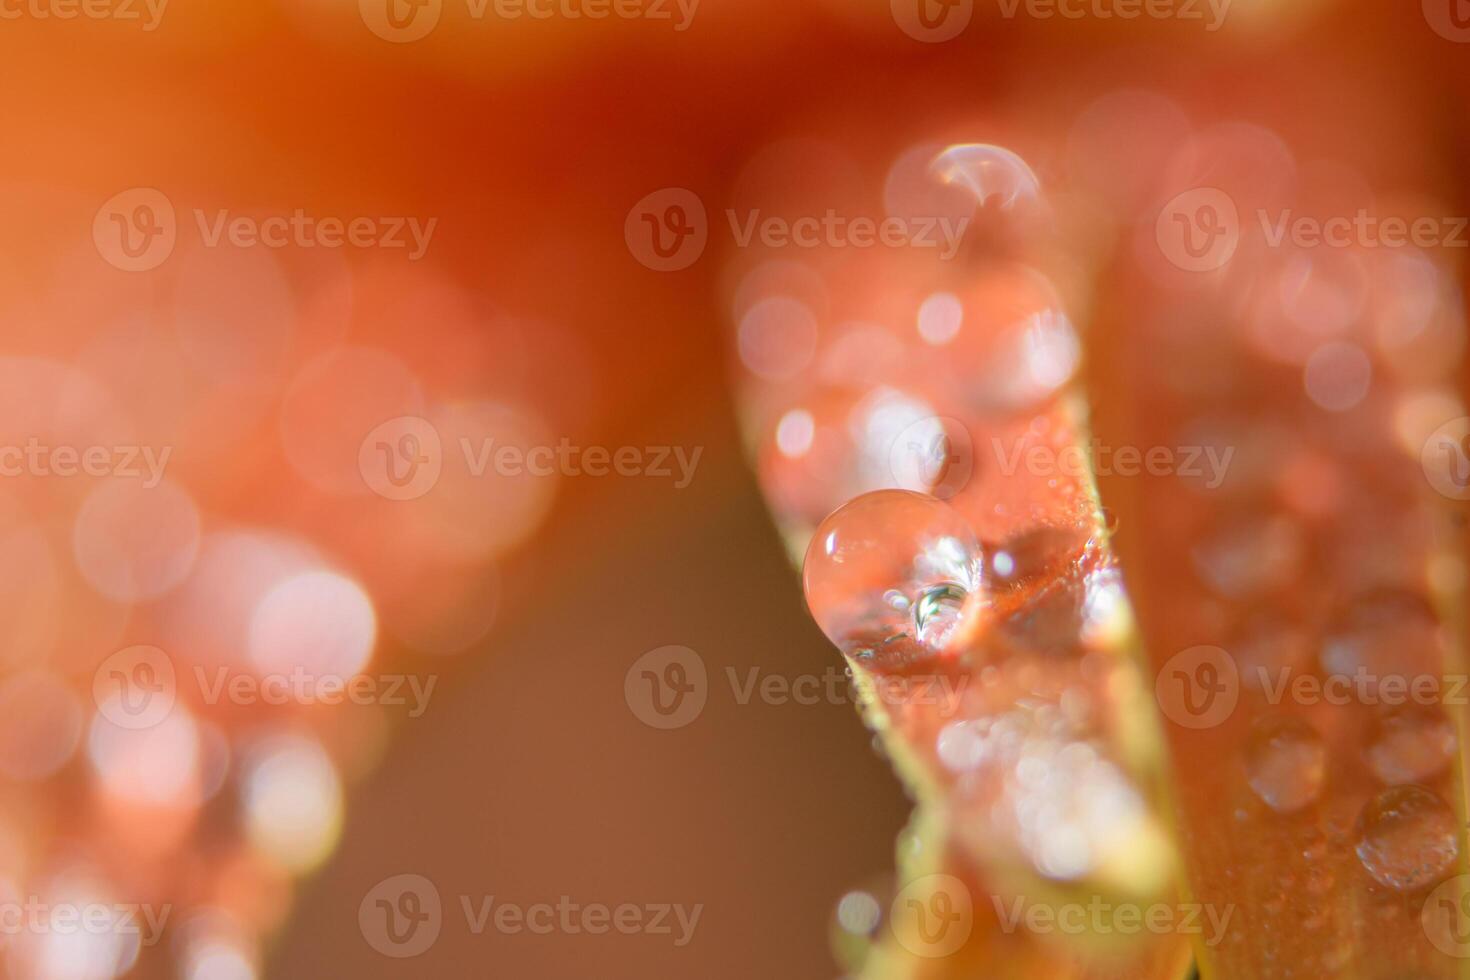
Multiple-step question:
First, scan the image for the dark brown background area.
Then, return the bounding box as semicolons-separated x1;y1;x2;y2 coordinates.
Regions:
270;382;911;977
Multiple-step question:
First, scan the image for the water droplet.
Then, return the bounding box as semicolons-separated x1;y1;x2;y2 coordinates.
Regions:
931;144;1041;211
1191;515;1304;600
1099;507;1119;535
1245;716;1327;814
1356;785;1458;891
1366;707;1457;785
1230;610;1311;691
804;491;982;655
1320;591;1441;695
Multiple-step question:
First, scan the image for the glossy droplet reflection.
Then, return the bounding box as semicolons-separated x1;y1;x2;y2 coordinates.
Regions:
931;144;1041;211
803;490;981;654
1355;785;1458;891
1366;708;1457;785
1245;716;1326;814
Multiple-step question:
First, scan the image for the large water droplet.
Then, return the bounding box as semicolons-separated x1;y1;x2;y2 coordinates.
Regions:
1245;716;1327;814
1355;785;1458;891
803;490;981;654
1366;707;1457;786
931;144;1041;211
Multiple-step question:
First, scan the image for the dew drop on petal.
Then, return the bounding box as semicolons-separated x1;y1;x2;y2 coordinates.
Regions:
1355;785;1458;891
1366;708;1457;786
931;144;1041;212
1245;715;1326;814
803;490;981;654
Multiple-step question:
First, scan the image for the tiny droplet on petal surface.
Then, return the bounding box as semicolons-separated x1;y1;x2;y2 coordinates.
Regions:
1245;715;1327;814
